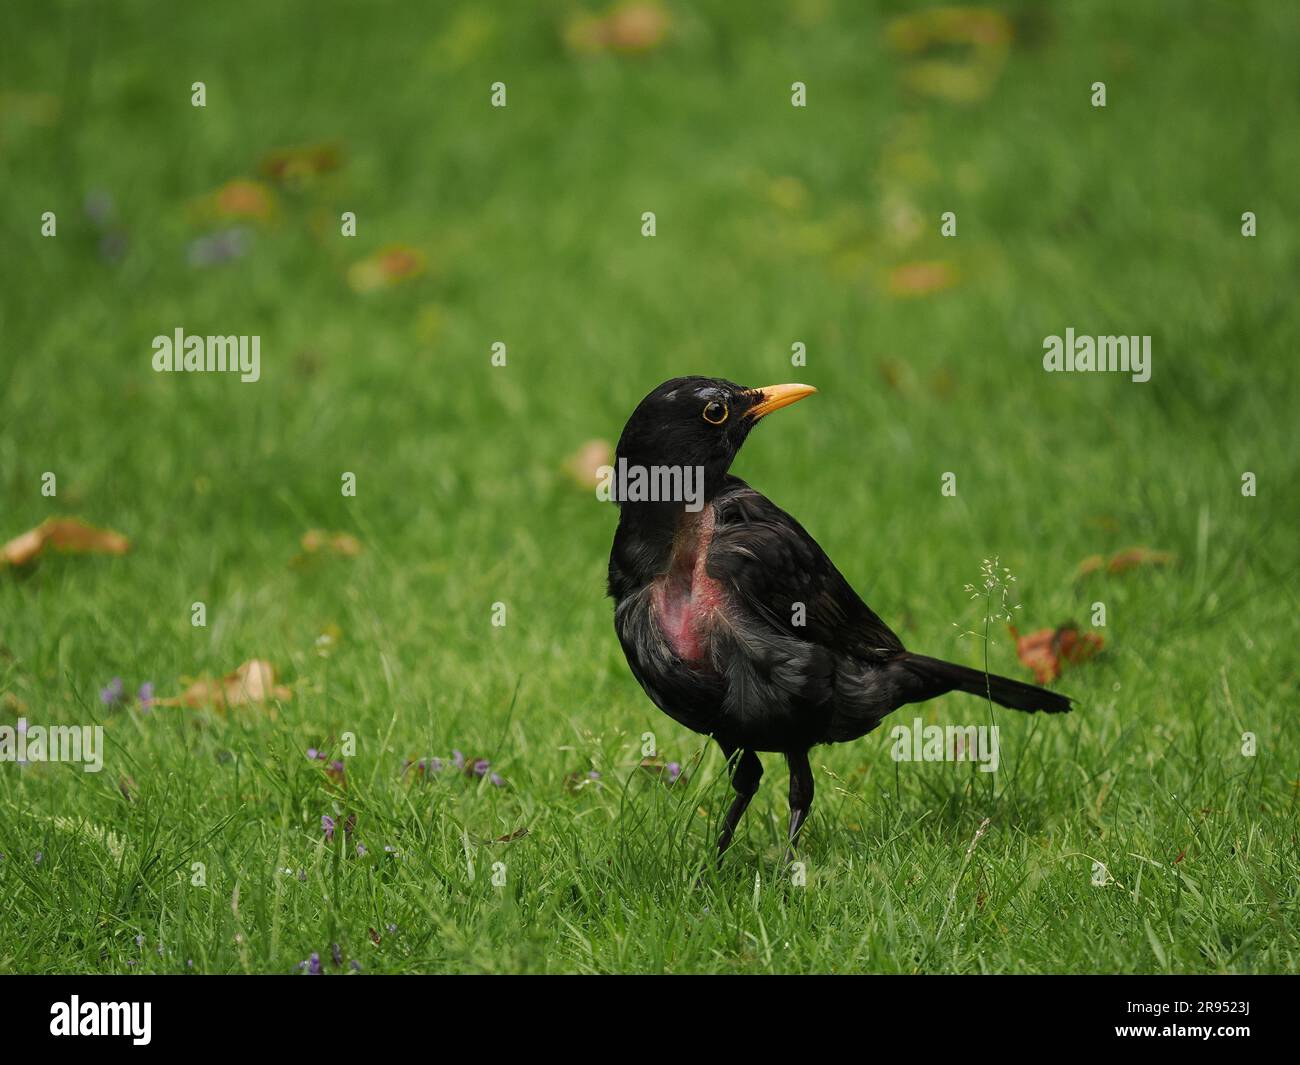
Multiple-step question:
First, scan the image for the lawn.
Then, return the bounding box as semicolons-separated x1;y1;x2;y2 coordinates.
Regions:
0;0;1297;974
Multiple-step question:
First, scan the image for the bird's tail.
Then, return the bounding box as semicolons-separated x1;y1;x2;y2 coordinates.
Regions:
894;653;1072;714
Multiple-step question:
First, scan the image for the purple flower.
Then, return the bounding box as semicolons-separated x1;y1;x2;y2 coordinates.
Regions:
490;773;505;788
666;762;682;783
187;227;250;268
84;190;115;226
472;758;491;778
330;759;345;774
100;677;124;706
355;843;367;857
588;770;601;781
138;682;154;707
99;230;129;263
349;960;362;972
307;952;322;975
321;815;335;842
452;749;465;770
307;748;320;760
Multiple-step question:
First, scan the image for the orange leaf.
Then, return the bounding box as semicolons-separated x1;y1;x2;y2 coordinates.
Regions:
1011;623;1103;684
2;518;129;566
300;529;362;557
347;245;425;293
565;2;670;55
1074;546;1175;580
258;143;343;185
153;659;291;711
887;260;959;297
1107;547;1174;574
563;439;614;490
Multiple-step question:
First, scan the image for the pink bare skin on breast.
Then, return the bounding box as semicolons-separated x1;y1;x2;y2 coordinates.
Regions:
649;507;725;669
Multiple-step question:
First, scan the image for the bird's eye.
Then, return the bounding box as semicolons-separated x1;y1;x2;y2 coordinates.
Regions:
702;400;729;425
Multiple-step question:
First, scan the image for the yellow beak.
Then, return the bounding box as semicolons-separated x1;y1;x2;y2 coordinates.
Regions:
745;383;817;420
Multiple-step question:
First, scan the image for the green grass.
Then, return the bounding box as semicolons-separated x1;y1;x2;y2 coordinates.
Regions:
1;0;1297;973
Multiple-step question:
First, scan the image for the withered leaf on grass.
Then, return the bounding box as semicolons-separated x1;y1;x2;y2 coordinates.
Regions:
299;529;363;558
258;143;343;185
1010;624;1103;685
153;659;291;711
886;7;1013;104
562;439;614;490
886;260;959;298
188;178;275;227
1075;547;1175;580
564;2;670;55
493;827;529;843
347;245;425;293
2;518;130;567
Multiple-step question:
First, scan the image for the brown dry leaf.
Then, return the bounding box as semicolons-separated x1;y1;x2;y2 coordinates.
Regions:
347;245;425;293
1074;554;1106;579
300;529;363;557
1107;547;1174;574
886;260;959;298
153;659;291;711
1074;546;1175;580
1011;623;1103;684
563;439;614;490
258;143;343;185
493;827;529;843
886;7;1013;104
565;2;670;55
215;178;274;221
2;518;130;567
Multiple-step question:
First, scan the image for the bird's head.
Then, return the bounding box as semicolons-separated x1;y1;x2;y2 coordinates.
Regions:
612;376;816;508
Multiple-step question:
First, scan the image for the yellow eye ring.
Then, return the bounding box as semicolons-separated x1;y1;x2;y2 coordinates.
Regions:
703;400;729;425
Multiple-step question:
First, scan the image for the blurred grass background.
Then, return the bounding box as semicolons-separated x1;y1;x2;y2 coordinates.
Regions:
0;0;1297;973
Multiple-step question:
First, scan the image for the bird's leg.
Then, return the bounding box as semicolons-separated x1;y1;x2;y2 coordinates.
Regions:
716;747;763;861
783;749;814;864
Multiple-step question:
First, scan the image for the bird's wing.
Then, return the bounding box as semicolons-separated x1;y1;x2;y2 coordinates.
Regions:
706;482;905;661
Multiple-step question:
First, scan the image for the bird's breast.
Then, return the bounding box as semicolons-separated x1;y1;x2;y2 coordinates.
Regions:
649;507;724;669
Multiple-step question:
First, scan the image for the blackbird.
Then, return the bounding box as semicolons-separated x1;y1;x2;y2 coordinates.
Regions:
607;376;1071;861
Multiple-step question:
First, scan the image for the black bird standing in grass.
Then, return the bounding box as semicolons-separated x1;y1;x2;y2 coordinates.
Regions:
607;377;1071;862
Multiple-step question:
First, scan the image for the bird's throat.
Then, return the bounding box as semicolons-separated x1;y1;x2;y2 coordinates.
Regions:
649;507;724;668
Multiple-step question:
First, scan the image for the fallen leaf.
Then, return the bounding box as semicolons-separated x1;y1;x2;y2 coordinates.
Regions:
563;439;614;490
886;7;1013;104
565;2;670;55
1107;547;1175;574
1074;546;1175;580
258;143;343;185
2;518;130;567
886;260;959;297
1010;623;1103;684
300;529;362;557
347;245;425;293
214;178;274;221
2;691;28;715
493;827;529;843
153;659;291;711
